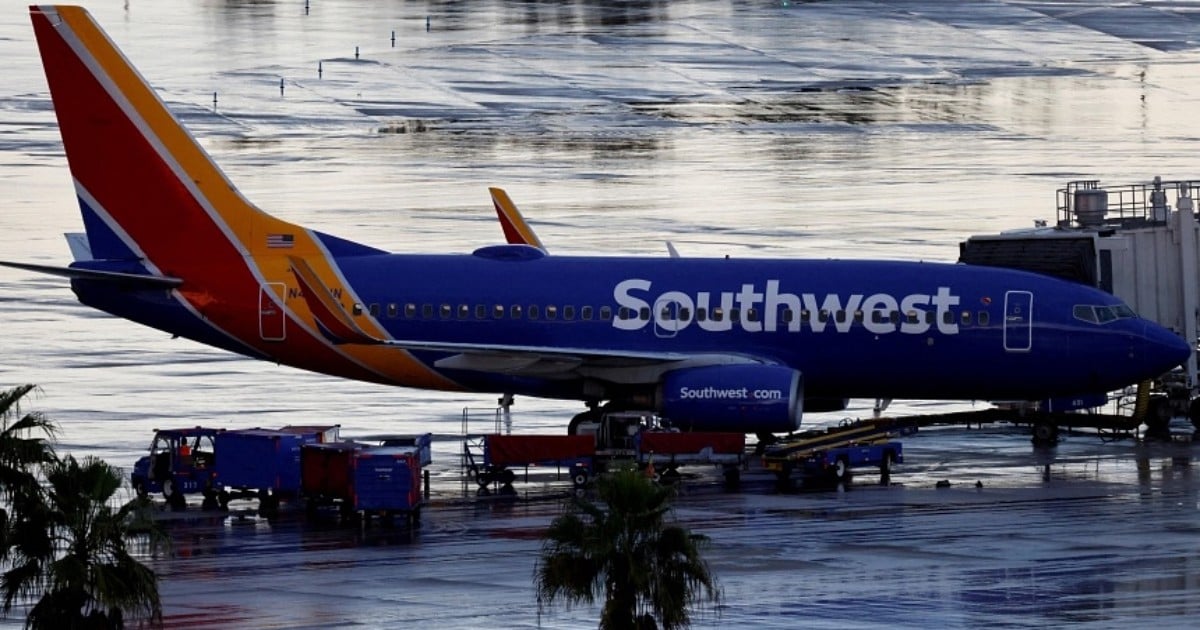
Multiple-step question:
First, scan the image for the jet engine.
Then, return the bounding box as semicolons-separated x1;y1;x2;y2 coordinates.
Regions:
657;364;802;433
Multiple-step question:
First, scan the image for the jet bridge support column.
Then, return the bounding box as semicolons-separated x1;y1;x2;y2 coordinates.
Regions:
1176;189;1200;426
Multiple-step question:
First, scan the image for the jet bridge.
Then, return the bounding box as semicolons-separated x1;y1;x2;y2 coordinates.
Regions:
960;176;1200;432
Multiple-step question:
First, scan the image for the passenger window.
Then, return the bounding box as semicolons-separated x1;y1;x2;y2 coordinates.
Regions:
801;310;811;323
600;306;612;320
942;310;954;325
564;306;576;321
638;307;649;321
475;304;487;320
712;308;724;322
405;303;416;318
352;303;364;316
818;309;829;324
661;305;672;320
387;303;398;318
853;310;864;324
978;311;990;326
924;310;933;324
369;303;380;317
961;311;972;326
421;304;433;319
618;307;631;320
871;310;886;324
906;311;919;324
697;307;708;322
510;305;522;319
546;305;558;320
888;311;900;325
581;306;593;321
747;308;759;323
835;310;846;324
493;305;505;319
440;304;452;318
458;304;470;319
528;305;539;320
782;308;794;323
730;308;741;323
680;307;691;321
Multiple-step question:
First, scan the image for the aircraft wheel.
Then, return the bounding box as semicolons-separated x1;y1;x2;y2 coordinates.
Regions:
880;451;895;477
1189;398;1200;432
1145;397;1171;436
722;466;740;488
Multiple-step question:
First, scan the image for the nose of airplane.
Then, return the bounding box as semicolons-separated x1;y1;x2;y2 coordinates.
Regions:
1141;321;1192;376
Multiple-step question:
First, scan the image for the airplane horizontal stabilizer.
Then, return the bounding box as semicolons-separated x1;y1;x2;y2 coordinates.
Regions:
0;260;182;288
287;256;384;345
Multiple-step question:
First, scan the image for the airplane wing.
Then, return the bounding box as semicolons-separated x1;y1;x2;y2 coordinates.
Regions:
287;255;763;381
0;260;182;288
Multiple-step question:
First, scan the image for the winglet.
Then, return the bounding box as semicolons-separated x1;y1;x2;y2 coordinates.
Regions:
287;257;382;345
489;187;547;252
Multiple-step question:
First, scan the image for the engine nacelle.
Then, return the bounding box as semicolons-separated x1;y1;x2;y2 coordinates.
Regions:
658;365;802;433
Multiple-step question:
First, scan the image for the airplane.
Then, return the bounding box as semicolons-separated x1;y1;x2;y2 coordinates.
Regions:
3;5;1191;437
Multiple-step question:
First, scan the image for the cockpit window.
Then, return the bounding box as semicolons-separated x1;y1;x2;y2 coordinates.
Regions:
1074;303;1136;325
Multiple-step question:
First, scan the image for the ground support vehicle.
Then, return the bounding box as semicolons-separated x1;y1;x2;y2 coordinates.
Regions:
130;427;221;511
763;418;913;488
638;430;746;486
465;434;596;493
302;435;431;526
132;425;336;511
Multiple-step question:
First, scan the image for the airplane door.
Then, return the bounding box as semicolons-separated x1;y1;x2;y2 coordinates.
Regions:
1003;290;1032;352
259;283;286;342
654;297;681;338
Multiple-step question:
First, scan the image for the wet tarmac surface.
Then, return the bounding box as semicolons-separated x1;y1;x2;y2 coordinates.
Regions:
4;0;1200;627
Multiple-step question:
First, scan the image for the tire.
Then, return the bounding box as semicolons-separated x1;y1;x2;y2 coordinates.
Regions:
1145;397;1171;435
499;469;516;485
722;466;740;487
833;457;850;483
880;451;895;476
1032;422;1059;446
571;468;589;488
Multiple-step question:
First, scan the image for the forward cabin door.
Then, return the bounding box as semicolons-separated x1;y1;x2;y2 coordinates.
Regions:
1003;290;1033;352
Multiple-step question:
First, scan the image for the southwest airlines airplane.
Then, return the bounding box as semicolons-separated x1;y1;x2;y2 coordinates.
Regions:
5;6;1191;435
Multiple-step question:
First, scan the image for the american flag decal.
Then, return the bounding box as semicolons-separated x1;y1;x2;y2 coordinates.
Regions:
266;233;294;249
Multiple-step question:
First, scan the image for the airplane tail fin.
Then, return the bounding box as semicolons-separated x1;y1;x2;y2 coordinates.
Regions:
29;5;371;278
489;187;547;252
